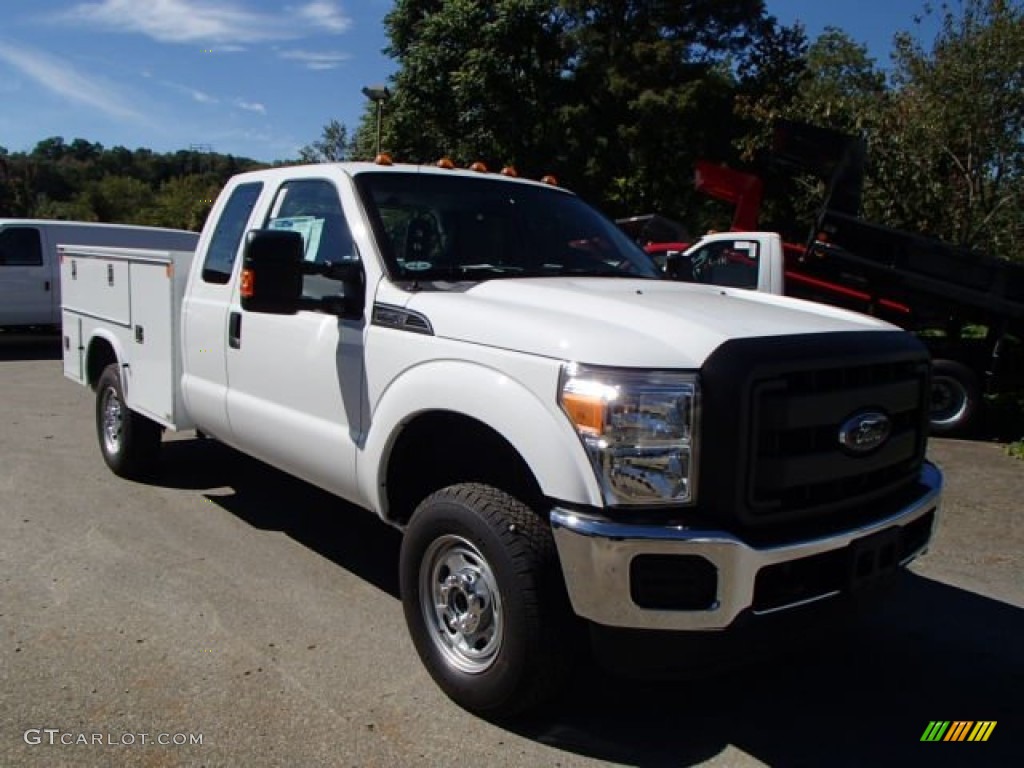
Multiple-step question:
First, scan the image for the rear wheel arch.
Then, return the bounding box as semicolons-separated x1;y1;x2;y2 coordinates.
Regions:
85;335;119;390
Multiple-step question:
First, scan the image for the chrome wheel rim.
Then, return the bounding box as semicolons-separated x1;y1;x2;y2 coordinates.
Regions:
101;385;123;455
419;534;503;674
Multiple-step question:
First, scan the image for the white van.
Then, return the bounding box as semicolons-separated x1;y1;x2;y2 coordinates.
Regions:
0;219;199;329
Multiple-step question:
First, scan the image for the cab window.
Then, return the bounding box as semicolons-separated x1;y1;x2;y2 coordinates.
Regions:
201;182;263;284
264;179;356;299
690;240;760;289
0;227;43;266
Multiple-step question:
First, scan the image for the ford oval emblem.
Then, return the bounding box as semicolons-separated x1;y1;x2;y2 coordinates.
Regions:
839;411;891;454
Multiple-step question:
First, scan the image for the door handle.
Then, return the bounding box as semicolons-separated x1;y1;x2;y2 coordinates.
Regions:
44;280;51;292
229;311;242;349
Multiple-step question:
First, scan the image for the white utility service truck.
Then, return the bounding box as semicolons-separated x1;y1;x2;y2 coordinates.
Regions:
1;219;198;329
61;161;942;718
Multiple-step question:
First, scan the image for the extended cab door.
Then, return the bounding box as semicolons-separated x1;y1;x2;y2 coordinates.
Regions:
181;181;264;439
0;225;54;327
223;176;365;502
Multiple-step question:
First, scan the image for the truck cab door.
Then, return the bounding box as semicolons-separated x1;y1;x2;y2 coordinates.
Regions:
181;181;264;440
0;225;50;327
224;177;365;502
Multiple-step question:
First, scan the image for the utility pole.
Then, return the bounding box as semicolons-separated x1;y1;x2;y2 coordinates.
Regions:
361;85;391;157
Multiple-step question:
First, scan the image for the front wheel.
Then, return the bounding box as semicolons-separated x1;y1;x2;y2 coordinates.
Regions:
400;483;575;719
95;363;161;479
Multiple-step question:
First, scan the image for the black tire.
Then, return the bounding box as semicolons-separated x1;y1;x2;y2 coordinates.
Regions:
95;363;161;479
400;483;575;719
929;359;981;436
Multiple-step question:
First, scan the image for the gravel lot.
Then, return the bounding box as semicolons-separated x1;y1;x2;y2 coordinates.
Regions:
1;334;1021;767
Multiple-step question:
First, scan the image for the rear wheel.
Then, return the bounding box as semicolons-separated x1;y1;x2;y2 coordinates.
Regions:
929;359;980;435
400;483;575;719
95;363;161;478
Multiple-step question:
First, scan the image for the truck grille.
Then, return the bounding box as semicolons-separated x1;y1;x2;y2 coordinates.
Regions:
699;331;930;530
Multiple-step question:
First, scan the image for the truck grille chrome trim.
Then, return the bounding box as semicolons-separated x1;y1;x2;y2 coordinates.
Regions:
549;461;941;631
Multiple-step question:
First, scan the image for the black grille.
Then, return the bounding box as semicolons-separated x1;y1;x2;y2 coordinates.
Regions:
748;358;927;520
700;331;930;530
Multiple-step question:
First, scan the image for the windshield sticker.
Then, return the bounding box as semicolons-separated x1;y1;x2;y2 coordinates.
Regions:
403;260;432;272
268;216;324;262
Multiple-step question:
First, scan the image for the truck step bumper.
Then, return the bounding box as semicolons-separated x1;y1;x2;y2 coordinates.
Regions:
550;462;942;631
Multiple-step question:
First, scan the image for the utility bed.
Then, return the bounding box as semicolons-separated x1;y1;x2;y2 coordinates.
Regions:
59;244;195;429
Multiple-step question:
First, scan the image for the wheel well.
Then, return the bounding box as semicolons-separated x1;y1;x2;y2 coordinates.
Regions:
86;338;117;390
384;411;545;527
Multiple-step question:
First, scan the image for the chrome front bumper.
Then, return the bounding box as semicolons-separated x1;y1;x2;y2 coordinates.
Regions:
550;462;942;631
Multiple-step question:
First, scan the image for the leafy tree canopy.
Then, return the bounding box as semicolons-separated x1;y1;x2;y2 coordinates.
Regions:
0;139;262;231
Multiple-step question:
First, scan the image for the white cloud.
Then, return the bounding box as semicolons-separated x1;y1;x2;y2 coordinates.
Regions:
235;99;266;115
0;41;145;122
60;0;275;43
279;49;351;70
294;1;351;33
59;0;352;44
163;81;219;104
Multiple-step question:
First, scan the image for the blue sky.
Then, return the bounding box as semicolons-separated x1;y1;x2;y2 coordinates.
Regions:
0;1;938;163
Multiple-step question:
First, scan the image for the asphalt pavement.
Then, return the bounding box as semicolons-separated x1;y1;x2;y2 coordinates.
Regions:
1;334;1021;767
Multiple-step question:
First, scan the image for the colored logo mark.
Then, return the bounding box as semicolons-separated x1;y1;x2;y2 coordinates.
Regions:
921;721;996;742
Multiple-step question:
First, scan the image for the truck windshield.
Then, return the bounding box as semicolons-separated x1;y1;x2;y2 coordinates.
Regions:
354;172;661;283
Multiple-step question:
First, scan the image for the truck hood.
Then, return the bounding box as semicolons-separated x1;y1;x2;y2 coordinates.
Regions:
403;277;894;368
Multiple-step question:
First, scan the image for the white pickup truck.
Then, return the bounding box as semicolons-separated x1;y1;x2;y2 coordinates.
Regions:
61;162;942;718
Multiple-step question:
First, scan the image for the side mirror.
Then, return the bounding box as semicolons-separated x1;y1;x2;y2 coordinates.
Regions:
241;229;304;314
665;252;695;282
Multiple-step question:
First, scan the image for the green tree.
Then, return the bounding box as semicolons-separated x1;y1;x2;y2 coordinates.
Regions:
733;18;809;159
734;26;886;235
556;0;766;214
797;28;886;132
74;176;155;223
142;175;220;231
382;0;567;173
369;0;775;224
868;0;1024;259
298;119;352;163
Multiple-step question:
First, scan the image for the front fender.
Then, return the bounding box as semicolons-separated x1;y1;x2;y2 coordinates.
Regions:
359;359;602;516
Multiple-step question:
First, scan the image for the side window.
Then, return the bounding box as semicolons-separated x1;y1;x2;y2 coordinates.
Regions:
0;227;43;266
264;179;356;299
201;182;263;284
691;240;759;289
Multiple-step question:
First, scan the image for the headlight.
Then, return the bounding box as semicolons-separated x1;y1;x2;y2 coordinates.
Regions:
559;363;699;506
